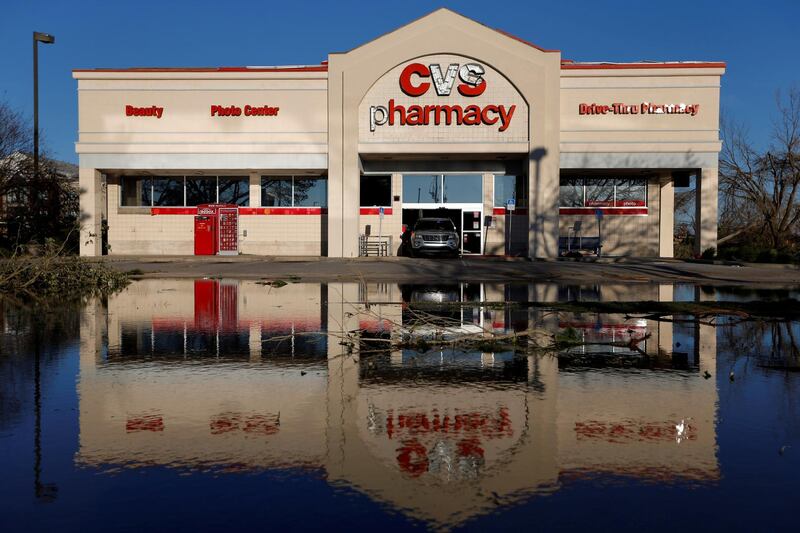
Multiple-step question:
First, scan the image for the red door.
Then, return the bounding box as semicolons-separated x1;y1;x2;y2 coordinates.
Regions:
194;215;216;255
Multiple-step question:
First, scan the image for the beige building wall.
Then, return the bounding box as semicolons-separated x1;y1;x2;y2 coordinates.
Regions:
75;9;724;258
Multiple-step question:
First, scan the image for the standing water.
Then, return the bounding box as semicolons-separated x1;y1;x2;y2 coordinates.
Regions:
1;279;798;531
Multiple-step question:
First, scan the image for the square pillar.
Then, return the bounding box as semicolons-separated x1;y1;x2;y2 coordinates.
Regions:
249;173;261;207
694;167;718;255
79;167;103;257
528;153;560;259
659;173;674;258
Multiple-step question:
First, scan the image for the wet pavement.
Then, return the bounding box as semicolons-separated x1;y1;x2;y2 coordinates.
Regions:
93;255;800;286
1;279;799;531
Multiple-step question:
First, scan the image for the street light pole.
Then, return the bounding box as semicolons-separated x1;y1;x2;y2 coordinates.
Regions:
33;31;55;180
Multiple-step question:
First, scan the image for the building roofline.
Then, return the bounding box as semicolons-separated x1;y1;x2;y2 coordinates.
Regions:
71;65;328;73
561;60;726;70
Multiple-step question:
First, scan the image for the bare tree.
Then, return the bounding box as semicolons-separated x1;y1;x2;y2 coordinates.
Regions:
0;100;79;250
0;101;31;197
720;88;800;249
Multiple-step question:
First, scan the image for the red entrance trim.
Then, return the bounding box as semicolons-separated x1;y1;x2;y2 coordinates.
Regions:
360;207;393;215
559;207;648;216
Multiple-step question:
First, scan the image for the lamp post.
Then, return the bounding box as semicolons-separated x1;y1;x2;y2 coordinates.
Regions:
33;31;55;180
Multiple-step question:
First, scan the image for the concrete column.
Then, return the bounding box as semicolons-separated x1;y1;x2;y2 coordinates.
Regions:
79;167;104;257
482;174;493;254
327;65;344;258
528;152;560;259
694;167;719;255
248;173;261;207
659;173;674;258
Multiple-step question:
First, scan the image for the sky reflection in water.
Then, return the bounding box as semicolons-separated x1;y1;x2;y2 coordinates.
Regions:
0;279;798;531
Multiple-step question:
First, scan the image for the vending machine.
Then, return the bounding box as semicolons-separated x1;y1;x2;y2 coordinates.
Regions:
194;204;239;255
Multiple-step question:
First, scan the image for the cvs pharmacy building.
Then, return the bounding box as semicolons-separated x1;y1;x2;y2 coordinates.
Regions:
74;9;724;258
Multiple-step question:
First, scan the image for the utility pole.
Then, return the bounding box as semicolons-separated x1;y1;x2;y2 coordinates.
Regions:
33;31;55;180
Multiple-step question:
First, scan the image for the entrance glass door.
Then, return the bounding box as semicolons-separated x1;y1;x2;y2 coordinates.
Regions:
462;210;482;254
402;173;484;255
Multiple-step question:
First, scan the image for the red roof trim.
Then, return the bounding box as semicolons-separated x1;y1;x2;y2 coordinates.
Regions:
491;28;559;53
561;61;726;70
72;66;328;73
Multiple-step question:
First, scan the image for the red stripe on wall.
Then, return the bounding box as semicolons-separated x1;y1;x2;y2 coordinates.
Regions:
492;207;529;215
238;208;267;215
150;207;327;215
360;207;393;215
559;208;648;216
151;207;197;215
263;207;326;215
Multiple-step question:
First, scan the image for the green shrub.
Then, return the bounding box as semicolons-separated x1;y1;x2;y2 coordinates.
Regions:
701;247;716;260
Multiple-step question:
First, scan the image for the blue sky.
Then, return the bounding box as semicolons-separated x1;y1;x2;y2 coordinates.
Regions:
1;0;798;163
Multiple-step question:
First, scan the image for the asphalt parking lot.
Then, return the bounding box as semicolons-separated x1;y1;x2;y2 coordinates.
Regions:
91;255;800;287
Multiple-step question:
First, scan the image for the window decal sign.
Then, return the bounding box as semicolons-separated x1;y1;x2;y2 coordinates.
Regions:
125;105;163;118
579;102;700;116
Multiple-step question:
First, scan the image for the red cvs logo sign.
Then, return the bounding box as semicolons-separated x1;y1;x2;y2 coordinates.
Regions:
368;61;516;133
399;62;487;97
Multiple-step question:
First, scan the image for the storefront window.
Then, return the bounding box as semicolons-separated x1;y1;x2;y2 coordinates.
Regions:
294;177;327;207
559;177;648;209
186;177;217;206
218;177;250;206
360;175;392;207
559;178;584;207
261;177;293;207
152;177;184;207
442;174;482;203
495;175;527;207
261;176;326;207
120;176;151;207
614;179;647;207
403;175;440;204
585;179;615;207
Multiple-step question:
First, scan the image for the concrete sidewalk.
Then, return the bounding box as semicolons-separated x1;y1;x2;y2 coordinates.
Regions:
90;255;800;286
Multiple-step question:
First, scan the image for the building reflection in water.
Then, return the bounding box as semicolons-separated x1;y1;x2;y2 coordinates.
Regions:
78;279;719;527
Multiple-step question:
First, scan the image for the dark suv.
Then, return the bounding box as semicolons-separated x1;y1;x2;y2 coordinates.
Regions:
404;217;460;257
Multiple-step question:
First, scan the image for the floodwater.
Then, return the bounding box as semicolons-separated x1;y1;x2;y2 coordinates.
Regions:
1;279;798;531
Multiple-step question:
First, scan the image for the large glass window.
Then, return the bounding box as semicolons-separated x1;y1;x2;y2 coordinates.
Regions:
585;179;615;207
360;175;392;207
293;178;327;207
403;174;485;204
494;175;528;207
120;175;251;207
559;177;583;207
261;176;326;207
559;177;648;208
152;177;184;207
614;179;647;207
120;176;151;207
261;177;293;207
403;175;441;204
442;174;482;203
185;177;217;206
218;177;250;206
